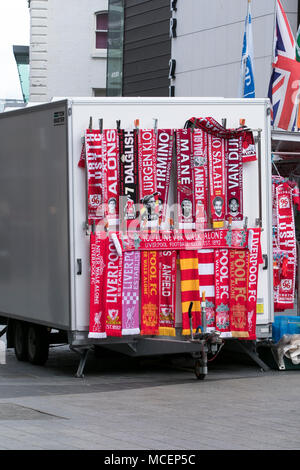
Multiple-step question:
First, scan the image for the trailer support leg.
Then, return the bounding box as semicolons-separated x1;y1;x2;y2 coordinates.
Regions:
70;346;91;378
235;340;270;371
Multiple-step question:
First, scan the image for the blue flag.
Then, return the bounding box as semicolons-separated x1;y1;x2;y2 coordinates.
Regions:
240;1;255;98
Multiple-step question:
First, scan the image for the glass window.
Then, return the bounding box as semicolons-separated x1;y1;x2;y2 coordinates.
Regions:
96;12;108;49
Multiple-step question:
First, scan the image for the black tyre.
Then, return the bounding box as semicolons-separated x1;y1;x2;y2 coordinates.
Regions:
27;324;49;366
14;321;28;362
194;360;206;380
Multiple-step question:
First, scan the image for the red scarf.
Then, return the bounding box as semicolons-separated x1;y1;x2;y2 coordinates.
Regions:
158;250;177;337
192;128;208;229
103;129;119;225
176;129;194;228
138;129;158;229
229;249;249;338
226;136;243;221
214;249;230;333
88;233;107;338
246;228;262;340
156;129;173;224
179;250;201;335
141;250;159;335
207;134;226;228
105;238;123;337
119;129;139;229
197;250;215;330
84;130;105;223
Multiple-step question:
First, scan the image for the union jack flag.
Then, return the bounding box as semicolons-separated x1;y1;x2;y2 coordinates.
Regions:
268;0;300;131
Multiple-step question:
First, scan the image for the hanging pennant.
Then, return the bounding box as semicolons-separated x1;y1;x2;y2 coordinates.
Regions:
226;136;243;221
229;249;249;338
192;128;208;229
141;250;159;335
214;249;230;333
105;238;123;337
156;129;174;224
85;129;105;222
158;250;177;337
176;128;194;229
246;228;262;340
208;134;226;228
119;129;139;225
198;250;215;331
122;251;140;336
103;129;119;225
179;250;201;335
88;233;107;338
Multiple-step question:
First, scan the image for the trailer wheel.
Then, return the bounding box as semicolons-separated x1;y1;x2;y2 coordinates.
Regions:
14;321;28;362
27;324;49;366
194;360;206;380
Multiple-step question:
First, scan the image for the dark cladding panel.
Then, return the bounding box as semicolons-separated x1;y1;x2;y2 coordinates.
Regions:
123;0;171;97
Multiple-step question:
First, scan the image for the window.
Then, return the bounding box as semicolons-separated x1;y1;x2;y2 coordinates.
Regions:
93;88;106;97
95;12;108;49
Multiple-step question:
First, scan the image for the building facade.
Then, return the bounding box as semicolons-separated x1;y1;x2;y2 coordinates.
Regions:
29;0;108;102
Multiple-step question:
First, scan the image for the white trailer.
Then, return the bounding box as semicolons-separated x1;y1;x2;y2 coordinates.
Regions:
0;97;273;376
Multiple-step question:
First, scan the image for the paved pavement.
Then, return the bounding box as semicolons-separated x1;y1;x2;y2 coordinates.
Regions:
0;340;300;451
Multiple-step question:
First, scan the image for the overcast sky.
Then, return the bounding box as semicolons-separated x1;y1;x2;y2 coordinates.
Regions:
0;0;30;99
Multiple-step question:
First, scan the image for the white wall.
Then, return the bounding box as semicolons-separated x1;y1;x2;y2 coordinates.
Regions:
29;0;108;102
171;0;298;98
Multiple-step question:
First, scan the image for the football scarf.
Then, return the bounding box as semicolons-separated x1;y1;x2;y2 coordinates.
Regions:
176;129;194;229
88;233;107;338
247;228;262;340
226;136;243;221
85;129;105;222
105;238;123;337
276;182;297;310
197;250;215;330
138;129;158;229
192;128;208;229
119;129;139;227
158;250;177;337
156;129;174;224
185;116;257;163
214;249;230;333
229;249;249;338
103;129;119;225
141;251;159;335
207;134;226;228
179;250;201;335
122;251;140;336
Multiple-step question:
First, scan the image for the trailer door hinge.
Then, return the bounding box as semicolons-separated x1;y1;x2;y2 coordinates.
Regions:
68;107;72;116
76;259;82;275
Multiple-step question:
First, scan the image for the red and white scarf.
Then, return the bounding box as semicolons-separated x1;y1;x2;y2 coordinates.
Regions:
192;128;208;229
198;250;215;330
122;251;140;336
105;238;123;337
214;249;230;333
246;228;262;340
141;250;159;335
103;129;119;225
176;129;194;229
138;129;158;230
156;129;173;225
207;134;226;228
84;130;105;223
226;136;243;221
88;232;107;338
119;129;139;229
229;249;249;338
158;250;177;337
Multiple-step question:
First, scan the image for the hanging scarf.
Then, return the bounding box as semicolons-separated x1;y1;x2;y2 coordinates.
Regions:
214;249;230;333
119;129;139;227
156;129;174;224
207;134;226;228
192;128;208;229
179;250;201;335
185;116;257;163
158;250;177;337
198;250;215;331
138;129;158;230
84;129;105;223
226;136;243;221
229;249;249;338
276;182;297;310
88;232;107;338
122;251;140;336
141;250;159;335
105;238;123;337
176;129;194;229
246;228;262;340
103;129;119;225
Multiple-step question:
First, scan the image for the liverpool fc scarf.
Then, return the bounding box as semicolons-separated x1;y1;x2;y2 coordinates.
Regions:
176;129;194;229
229;249;249;338
156;129;173;224
192;128;208;229
276;182;297;310
198;250;215;330
214;249;230;333
138;129;158;229
179;250;201;335
247;228;262;340
103;129;119;225
122;251;140;336
105;238;123;337
207;134;226;228
141;251;159;335
88;232;107;338
119;129;139;226
85;129;105;222
226;136;243;221
158;250;177;337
